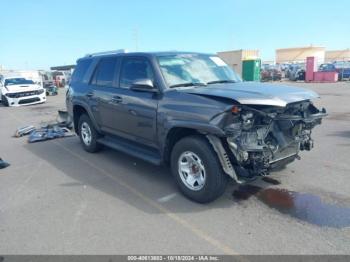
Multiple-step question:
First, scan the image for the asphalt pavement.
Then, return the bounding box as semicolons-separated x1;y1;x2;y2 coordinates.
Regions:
0;82;350;255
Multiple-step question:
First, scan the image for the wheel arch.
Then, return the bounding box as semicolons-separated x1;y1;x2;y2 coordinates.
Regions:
162;122;225;165
72;103;100;135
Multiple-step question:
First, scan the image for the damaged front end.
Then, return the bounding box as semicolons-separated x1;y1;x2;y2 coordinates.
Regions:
208;101;327;182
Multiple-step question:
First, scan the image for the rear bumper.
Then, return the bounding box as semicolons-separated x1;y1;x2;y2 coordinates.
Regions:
5;93;46;106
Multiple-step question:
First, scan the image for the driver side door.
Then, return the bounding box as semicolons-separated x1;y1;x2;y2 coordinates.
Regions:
112;56;159;148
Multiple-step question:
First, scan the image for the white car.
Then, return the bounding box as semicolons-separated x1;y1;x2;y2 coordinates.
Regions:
0;76;46;107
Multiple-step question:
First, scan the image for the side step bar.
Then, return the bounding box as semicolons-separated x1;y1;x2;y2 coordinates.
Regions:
97;136;162;165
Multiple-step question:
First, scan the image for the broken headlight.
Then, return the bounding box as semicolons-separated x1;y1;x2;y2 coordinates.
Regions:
241;111;255;130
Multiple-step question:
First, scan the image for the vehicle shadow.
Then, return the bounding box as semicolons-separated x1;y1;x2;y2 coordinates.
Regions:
24;137;274;214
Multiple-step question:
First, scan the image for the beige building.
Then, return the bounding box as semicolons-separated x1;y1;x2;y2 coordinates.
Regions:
276;46;325;64
325;49;350;62
217;49;260;77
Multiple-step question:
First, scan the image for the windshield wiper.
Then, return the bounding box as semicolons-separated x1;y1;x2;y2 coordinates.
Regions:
169;82;207;88
206;80;236;85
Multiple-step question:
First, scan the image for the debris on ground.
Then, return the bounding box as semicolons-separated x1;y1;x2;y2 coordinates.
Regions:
14;126;36;137
0;158;10;169
28;126;75;143
13;110;75;143
57;110;73;129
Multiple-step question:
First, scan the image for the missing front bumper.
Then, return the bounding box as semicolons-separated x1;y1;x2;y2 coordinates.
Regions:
207;134;301;183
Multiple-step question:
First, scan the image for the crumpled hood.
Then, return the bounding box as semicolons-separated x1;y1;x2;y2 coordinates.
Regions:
5;84;42;93
179;82;319;107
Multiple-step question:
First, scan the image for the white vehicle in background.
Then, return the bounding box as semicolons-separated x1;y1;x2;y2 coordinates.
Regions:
53;71;71;87
16;70;42;86
0;76;46;107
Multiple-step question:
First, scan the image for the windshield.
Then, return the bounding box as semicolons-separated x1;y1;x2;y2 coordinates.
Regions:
157;54;241;88
334;61;350;69
319;64;334;71
4;78;34;86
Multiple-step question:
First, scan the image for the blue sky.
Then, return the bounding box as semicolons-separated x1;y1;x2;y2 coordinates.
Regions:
1;0;349;69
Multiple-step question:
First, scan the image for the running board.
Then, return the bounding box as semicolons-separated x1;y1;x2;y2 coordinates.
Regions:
97;136;162;165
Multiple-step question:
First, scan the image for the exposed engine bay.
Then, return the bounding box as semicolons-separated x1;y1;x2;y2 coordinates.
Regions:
209;100;327;182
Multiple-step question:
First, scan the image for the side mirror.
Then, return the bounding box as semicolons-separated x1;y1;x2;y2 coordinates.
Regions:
130;79;158;92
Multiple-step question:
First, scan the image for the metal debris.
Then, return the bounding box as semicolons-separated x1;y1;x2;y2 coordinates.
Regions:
0;158;10;169
28;126;75;143
13;110;75;142
14;126;36;137
57;110;73;129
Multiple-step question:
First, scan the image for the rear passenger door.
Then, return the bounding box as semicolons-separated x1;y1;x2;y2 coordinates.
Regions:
89;56;121;133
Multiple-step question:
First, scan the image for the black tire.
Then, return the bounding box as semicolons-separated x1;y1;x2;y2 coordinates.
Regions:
1;95;9;106
170;135;228;203
78;114;102;153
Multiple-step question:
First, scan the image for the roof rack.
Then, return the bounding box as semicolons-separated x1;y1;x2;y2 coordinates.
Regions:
85;49;128;57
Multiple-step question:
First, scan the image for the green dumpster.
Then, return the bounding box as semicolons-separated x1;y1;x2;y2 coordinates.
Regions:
242;59;261;81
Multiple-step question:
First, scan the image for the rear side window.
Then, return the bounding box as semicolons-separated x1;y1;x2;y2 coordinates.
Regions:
91;57;118;86
71;59;92;83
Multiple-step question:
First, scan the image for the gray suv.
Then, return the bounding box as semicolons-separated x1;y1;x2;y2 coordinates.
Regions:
66;50;326;203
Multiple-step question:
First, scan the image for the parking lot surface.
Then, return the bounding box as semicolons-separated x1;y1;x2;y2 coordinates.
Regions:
1;82;350;255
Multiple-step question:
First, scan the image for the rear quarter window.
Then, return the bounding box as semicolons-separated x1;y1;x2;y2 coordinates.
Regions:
71;59;93;83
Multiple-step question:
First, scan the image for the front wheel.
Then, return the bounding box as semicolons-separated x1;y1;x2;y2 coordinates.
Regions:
1;95;9;106
171;135;228;203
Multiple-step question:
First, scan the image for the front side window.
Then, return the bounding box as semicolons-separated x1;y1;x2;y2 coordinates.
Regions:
319;64;334;71
92;57;118;86
120;57;154;88
334;61;350;69
157;54;241;88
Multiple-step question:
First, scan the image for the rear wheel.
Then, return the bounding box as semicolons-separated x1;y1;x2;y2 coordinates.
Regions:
78;114;102;153
171;135;228;203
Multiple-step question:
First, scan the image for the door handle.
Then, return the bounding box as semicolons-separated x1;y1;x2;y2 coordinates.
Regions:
111;96;123;103
86;92;94;98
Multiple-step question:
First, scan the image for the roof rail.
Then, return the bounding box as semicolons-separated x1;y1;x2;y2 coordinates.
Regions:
85;49;128;57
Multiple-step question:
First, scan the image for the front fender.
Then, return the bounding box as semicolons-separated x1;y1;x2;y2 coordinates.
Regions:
163;120;225;137
158;119;226;160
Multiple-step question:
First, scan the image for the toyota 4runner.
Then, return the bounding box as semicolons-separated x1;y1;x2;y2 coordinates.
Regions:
66;50;326;203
